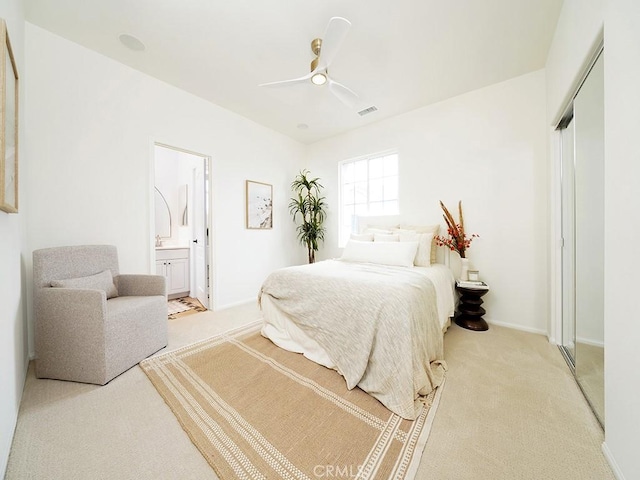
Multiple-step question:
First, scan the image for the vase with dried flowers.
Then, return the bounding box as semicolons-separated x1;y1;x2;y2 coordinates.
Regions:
435;200;479;280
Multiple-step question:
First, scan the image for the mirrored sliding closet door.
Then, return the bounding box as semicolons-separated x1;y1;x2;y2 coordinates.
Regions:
558;49;604;427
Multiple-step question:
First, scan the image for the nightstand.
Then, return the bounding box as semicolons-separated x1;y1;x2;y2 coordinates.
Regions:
455;282;489;331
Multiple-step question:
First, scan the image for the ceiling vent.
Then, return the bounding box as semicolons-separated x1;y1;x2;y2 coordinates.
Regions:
358;106;378;116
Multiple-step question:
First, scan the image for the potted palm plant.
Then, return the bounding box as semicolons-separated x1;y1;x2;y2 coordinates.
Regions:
289;170;326;263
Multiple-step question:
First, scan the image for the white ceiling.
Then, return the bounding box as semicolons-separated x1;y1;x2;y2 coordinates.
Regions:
25;0;563;144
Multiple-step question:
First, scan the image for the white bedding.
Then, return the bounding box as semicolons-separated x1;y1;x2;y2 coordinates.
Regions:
258;260;455;419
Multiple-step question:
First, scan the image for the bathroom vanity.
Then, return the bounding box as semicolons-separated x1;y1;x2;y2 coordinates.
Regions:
155;247;190;298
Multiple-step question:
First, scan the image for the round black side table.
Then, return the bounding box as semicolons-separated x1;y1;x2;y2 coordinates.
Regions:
455;284;489;331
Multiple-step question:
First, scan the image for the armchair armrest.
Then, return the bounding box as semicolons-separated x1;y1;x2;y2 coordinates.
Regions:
37;287;106;321
115;274;166;297
35;288;108;376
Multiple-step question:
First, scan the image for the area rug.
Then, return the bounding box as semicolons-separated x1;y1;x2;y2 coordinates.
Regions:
140;321;444;479
168;297;207;319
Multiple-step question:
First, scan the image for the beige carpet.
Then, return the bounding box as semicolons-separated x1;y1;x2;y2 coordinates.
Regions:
141;322;442;479
5;302;615;479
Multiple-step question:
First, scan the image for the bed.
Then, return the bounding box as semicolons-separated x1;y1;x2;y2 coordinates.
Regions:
258;225;455;420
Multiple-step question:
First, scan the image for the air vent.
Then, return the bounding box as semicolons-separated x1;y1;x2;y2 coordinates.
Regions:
358;106;378;116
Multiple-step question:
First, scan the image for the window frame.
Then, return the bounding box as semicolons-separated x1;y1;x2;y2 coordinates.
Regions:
338;150;400;247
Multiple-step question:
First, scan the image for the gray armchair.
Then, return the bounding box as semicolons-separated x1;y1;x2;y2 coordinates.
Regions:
33;245;168;385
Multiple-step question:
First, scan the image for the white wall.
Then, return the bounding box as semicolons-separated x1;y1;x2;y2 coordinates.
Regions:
0;0;26;476
603;1;640;478
546;0;640;477
24;23;306;356
545;0;604;124
306;70;549;333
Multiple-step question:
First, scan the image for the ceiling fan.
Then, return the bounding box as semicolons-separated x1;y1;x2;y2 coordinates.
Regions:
259;17;359;108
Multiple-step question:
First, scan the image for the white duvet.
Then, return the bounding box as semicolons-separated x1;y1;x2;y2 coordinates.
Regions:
258;260;455;420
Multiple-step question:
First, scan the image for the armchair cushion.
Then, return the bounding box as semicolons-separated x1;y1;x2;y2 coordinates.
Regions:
51;269;118;299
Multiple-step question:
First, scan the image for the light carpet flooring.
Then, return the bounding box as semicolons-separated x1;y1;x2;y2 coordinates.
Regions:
5;303;614;479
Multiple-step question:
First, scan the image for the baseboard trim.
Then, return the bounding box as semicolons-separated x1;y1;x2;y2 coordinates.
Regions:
576;336;604;348
487;319;547;336
214;298;257;311
602;442;626;480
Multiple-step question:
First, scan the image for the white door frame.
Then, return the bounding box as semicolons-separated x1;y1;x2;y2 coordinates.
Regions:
149;141;214;309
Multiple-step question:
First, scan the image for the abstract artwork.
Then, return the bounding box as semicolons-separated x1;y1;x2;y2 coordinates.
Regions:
246;180;272;229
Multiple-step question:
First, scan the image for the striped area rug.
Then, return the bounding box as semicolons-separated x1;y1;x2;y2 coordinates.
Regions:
140;322;444;479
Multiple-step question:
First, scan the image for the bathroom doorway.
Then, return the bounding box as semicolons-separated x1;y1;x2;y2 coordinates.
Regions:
153;143;211;310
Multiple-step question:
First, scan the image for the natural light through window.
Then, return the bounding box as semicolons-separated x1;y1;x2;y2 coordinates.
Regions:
339;152;399;246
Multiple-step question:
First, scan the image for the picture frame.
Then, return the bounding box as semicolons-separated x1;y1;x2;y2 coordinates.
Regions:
0;19;18;214
246;180;273;229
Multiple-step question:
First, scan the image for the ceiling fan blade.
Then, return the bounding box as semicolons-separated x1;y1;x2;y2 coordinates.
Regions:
316;17;351;71
328;78;358;108
259;71;314;87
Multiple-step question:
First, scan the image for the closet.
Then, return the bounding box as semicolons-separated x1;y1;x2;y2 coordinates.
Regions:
557;49;604;426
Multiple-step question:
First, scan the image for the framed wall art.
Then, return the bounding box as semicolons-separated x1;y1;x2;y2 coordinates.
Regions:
0;19;18;214
246;180;273;229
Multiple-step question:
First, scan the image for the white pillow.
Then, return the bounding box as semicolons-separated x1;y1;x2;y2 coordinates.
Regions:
412;232;434;267
396;224;440;264
397;230;418;241
373;233;399;242
395;230;433;266
350;233;374;242
341;240;418;267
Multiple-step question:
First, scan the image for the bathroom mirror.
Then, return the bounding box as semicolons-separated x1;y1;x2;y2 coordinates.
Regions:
154;186;171;239
179;184;188;226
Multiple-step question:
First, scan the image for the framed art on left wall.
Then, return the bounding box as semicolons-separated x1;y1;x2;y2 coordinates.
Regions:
0;19;18;214
246;180;273;229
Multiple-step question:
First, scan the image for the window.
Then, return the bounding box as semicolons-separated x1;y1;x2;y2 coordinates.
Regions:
339;152;399;246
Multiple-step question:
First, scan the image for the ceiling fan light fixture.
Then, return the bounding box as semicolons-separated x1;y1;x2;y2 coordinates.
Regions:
311;72;327;85
258;17;358;107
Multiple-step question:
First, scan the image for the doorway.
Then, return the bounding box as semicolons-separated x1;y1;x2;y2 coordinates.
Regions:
153;143;211;310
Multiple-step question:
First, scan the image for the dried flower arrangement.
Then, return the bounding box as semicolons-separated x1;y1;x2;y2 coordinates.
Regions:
435;200;478;258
